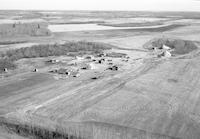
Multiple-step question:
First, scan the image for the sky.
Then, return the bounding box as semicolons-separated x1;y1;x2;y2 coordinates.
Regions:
0;0;200;11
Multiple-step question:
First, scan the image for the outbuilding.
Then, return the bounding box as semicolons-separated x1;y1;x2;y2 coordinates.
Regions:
57;68;71;75
4;68;8;73
158;50;172;58
97;53;105;57
33;68;38;72
97;60;103;64
107;65;118;71
81;63;92;70
164;51;172;57
71;71;80;77
162;44;171;50
85;55;94;60
47;59;59;64
76;56;84;60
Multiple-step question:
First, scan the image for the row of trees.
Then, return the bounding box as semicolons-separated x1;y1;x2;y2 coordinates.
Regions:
1;41;111;61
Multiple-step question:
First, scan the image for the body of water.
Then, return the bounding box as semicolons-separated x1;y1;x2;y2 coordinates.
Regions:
48;23;172;32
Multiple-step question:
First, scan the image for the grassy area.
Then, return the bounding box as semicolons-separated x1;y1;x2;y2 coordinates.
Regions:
0;58;16;72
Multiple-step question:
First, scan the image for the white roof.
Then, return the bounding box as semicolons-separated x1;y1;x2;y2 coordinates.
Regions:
162;44;171;50
164;51;172;57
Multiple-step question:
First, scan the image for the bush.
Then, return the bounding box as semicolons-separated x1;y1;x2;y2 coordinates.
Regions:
145;38;198;55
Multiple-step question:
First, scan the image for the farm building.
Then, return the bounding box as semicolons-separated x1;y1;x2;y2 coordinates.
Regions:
71;71;80;77
89;63;96;70
164;51;172;57
97;53;105;57
162;44;171;50
57;68;71;75
97;58;105;64
158;50;172;58
47;59;59;64
4;68;8;73
49;68;80;77
68;62;77;66
85;55;94;59
97;60;103;64
81;63;94;70
33;68;38;72
107;65;119;71
76;56;84;60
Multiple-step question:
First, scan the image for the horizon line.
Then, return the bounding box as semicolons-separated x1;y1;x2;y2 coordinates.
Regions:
0;9;200;12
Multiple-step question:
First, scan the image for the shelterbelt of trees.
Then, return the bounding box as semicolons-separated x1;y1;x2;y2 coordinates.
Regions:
0;19;51;37
0;41;112;72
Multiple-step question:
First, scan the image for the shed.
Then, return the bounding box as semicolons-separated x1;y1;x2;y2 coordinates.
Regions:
164;51;172;57
47;59;59;64
33;68;38;72
4;68;8;73
57;68;70;75
76;56;84;60
97;60;103;64
85;55;94;60
81;64;91;70
97;53;105;57
71;71;80;77
162;44;171;50
89;63;96;70
107;65;118;71
159;50;172;58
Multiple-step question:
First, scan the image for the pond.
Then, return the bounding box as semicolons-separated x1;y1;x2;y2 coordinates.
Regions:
48;23;172;32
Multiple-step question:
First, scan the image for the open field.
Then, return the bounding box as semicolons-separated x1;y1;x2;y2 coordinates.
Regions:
1;11;200;139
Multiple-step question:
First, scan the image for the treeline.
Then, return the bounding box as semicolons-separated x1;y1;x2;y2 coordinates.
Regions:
0;41;112;72
0;40;27;45
0;22;51;37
